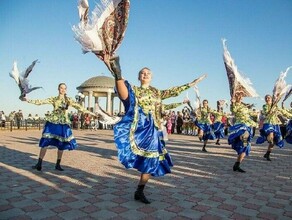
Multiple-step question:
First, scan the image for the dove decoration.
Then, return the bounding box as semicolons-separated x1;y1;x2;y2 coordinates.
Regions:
9;60;42;100
222;39;259;99
72;0;130;63
272;67;291;108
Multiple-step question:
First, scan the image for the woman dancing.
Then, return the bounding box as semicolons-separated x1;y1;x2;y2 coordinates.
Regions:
228;92;258;173
23;83;100;171
107;55;206;204
256;95;292;161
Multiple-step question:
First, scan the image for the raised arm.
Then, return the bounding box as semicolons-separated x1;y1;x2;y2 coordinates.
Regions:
108;56;128;101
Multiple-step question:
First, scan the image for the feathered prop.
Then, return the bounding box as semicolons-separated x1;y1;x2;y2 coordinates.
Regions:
95;104;121;124
217;100;228;112
72;0;130;71
193;85;201;110
272;67;291;105
9;60;42;100
281;85;292;107
222;39;259;99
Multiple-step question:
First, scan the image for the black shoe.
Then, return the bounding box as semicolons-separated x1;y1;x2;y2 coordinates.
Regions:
236;167;246;173
134;191;151;204
32;164;42;171
202;147;207;152
264;153;272;161
215;142;220;145
55;164;64;171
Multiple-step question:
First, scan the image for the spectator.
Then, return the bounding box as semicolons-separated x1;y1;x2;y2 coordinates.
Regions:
15;110;23;129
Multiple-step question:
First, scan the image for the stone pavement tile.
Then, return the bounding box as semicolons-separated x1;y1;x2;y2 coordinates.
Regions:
25;209;57;220
234;206;260;218
230;213;251;220
58;209;87;220
146;209;177;220
259;206;285;216
89;209;118;219
257;212;279;220
207;207;233;218
0;204;14;212
0;208;25;219
200;214;222;220
1;191;22;200
80;204;100;214
284;211;292;218
66;200;91;209
21;204;43;212
38;200;64;210
92;200;117;210
217;203;237;212
175;210;204;220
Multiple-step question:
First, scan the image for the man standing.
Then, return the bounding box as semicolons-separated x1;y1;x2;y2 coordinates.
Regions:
15;110;23;129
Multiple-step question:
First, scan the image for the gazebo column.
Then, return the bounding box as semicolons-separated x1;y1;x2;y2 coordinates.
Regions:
106;91;112;115
94;97;99;113
119;100;124;114
111;96;115;115
88;91;93;111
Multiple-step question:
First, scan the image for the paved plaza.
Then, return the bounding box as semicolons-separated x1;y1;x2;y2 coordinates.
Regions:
0;129;292;220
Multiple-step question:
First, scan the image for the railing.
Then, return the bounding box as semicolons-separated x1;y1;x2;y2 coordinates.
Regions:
0;120;113;131
0;120;45;131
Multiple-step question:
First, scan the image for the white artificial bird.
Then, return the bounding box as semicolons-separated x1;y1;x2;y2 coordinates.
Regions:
9;60;42;100
222;38;259;98
272;66;291;104
95;103;121;125
73;0;123;54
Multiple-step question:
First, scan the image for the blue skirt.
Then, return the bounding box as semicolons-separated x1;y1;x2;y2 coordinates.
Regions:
285;120;292;144
256;123;284;148
195;121;216;141
228;123;252;156
213;121;225;139
113;81;173;177
39;121;77;150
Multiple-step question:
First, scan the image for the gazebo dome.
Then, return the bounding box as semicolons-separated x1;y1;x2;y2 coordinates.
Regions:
77;75;115;90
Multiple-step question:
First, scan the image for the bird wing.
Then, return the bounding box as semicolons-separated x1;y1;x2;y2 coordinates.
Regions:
272;66;291;105
9;61;20;85
72;0;130;59
222;39;259;98
95;105;121;125
23;59;38;78
78;0;89;25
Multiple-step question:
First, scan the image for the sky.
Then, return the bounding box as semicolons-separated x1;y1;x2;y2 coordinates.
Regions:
0;0;292;118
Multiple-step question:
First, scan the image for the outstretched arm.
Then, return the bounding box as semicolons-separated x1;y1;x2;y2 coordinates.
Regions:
160;74;207;100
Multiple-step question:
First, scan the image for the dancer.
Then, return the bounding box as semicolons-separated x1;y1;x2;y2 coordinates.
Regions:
195;99;216;152
22;83;107;171
284;101;292;144
256;95;292;161
107;55;206;204
228;92;258;172
213;100;227;145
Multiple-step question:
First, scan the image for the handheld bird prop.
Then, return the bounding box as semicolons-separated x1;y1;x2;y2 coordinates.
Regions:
271;66;291;110
9;60;42;100
95;103;121;125
222;39;259;99
72;0;130;73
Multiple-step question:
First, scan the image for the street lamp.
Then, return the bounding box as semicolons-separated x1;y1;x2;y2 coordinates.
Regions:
75;93;85;104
